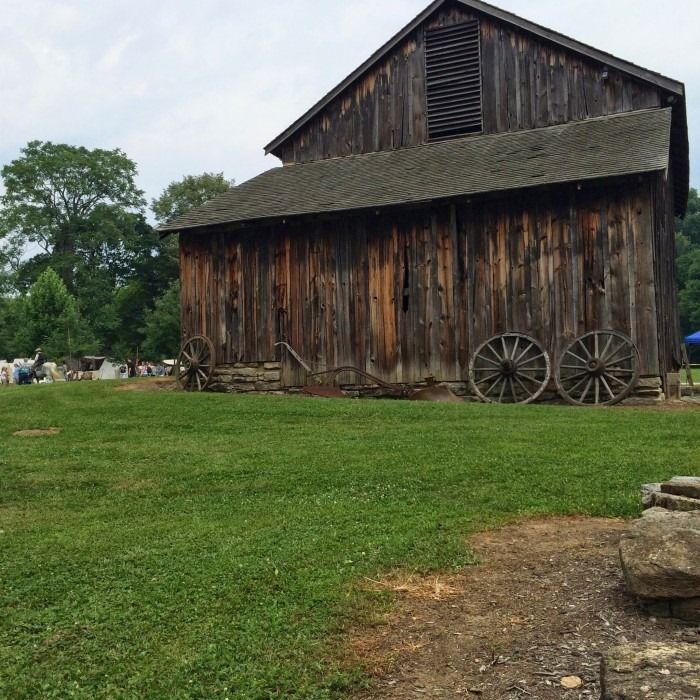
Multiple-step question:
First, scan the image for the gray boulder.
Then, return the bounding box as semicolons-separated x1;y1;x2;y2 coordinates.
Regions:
601;643;700;699
652;491;700;512
619;510;700;600
661;476;700;500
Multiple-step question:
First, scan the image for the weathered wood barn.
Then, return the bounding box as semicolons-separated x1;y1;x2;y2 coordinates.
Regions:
161;0;689;404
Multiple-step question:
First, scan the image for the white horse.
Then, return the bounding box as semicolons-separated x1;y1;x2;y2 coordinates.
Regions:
32;362;62;383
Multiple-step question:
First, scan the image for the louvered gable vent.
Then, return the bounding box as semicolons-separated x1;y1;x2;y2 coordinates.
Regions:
425;20;482;139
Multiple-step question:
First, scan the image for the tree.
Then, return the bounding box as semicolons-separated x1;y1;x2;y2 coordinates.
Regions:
0;141;146;290
20;268;95;360
140;280;181;359
151;172;233;226
676;189;700;335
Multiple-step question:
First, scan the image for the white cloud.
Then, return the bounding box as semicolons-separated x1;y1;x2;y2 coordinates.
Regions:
0;0;697;202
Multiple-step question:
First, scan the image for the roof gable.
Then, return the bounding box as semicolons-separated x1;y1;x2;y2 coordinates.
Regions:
264;0;684;156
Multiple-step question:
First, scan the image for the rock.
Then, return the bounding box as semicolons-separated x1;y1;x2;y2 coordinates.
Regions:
601;642;700;699
641;483;662;508
619;510;700;599
661;477;700;501
652;492;700;512
560;675;583;689
672;597;700;622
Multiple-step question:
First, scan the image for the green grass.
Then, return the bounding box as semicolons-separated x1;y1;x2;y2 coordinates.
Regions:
681;365;700;384
1;382;698;699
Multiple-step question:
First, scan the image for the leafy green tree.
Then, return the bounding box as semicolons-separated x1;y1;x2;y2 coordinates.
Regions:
676;189;700;336
151;172;233;226
0;141;146;291
20;268;95;360
140;280;181;359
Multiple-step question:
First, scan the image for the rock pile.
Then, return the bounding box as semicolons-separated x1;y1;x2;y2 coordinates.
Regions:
642;476;700;512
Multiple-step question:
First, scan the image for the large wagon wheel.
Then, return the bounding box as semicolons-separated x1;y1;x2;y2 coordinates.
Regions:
555;330;640;407
469;333;551;405
175;335;215;392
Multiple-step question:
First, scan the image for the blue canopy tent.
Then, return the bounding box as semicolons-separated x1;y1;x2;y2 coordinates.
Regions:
685;332;700;375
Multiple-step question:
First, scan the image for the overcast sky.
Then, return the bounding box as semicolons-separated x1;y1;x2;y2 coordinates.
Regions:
1;0;698;209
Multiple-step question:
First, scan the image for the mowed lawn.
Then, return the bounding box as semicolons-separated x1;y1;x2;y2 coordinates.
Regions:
1;383;697;699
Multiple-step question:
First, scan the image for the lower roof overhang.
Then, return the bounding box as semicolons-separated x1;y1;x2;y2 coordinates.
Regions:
160;108;678;236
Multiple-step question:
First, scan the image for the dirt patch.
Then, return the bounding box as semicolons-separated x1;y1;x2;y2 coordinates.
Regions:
114;378;176;393
352;517;699;699
13;427;60;437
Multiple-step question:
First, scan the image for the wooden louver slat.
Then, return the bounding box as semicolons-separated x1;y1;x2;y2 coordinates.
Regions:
425;20;482;139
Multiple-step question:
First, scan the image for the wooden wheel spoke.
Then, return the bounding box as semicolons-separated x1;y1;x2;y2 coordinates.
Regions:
486;342;503;362
577;339;592;359
600;334;615;363
510;336;520;361
474;371;504;386
565;350;589;365
513;374;532;397
600;375;616;400
601;341;628;364
606;354;635;367
566;374;591;396
508;377;518;403
516;372;544;385
560;370;590;383
594;377;600;404
579;377;594;403
518;352;546;367
475;355;502;369
498;377;507;403
514;342;535;365
486;375;505;396
560;364;587;370
604;372;629;388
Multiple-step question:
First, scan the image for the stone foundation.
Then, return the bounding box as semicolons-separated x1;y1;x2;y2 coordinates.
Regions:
208;364;665;404
209;362;283;393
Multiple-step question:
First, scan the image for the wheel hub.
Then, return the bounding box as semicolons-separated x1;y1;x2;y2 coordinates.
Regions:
500;359;517;376
587;358;605;376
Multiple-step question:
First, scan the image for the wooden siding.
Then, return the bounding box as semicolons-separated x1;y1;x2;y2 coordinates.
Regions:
273;7;662;164
180;177;672;386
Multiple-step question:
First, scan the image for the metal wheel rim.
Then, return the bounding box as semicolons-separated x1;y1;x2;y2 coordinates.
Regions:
555;330;640;407
469;332;551;405
175;335;215;392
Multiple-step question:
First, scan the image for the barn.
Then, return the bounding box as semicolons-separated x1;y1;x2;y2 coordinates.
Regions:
160;0;689;405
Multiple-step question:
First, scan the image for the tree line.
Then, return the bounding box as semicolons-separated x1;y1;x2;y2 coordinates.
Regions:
0;141;232;362
1;140;699;365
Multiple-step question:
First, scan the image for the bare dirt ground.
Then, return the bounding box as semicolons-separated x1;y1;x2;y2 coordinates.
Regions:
352;517;699;700
113;378;176;392
12;427;61;437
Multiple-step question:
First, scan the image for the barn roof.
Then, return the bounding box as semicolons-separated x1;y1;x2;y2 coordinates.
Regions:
264;0;684;156
160;108;671;234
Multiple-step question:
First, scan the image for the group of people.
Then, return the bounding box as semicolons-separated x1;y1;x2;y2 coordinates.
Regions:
0;348;52;385
119;360;168;379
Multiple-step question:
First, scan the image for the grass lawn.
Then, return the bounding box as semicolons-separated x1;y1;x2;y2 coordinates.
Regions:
1;382;698;699
681;365;700;384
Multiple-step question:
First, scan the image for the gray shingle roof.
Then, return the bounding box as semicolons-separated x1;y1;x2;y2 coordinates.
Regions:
160;108;671;233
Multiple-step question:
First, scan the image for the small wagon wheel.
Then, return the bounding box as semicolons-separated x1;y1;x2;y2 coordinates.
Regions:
469;333;551;405
175;335;215;392
555;330;640;407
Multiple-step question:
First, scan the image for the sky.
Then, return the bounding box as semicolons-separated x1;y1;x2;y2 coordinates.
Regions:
1;0;698;210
